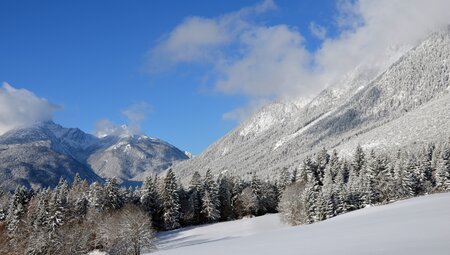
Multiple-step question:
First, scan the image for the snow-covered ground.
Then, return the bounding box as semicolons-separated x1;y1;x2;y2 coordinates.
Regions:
149;193;450;255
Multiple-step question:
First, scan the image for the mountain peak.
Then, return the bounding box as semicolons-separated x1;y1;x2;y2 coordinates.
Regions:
0;120;189;190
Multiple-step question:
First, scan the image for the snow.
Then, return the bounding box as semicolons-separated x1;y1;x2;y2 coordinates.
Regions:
273;109;334;150
149;193;450;255
88;250;107;255
155;214;288;251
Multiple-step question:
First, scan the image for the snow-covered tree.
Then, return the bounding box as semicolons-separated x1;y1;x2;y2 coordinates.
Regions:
6;185;30;235
321;166;335;219
279;182;307;225
303;183;318;224
161;169;180;230
185;171;203;224
401;159;417;198
103;177;124;211
278;167;292;192
99;204;155;255
140;176;159;221
218;175;234;221
88;181;104;211
435;144;450;192
352;145;366;176
201;170;220;223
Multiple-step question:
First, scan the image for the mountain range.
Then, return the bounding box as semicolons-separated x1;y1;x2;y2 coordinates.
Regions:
0;121;188;190
170;27;450;182
2;27;450;190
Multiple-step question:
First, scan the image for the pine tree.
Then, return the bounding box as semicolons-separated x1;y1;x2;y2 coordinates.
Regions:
88;182;104;211
322;166;335;219
300;156;320;187
315;148;330;184
162;169;180;230
415;146;434;194
6;185;30;235
278;167;292;192
250;173;265;215
360;151;378;206
231;178;246;217
435;144;450;192
352;145;366;176
140;176;159;220
376;158;395;204
186;171;202;224
48;178;69;232
401;159;417;198
328;150;340;178
302;183;317;224
103;177;124;211
218;175;234;221
347;167;362;210
291;168;298;184
201;170;220;223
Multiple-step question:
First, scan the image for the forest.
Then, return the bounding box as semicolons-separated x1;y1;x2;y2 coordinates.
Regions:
0;139;449;255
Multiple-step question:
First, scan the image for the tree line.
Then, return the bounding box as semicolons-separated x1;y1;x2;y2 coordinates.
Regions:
0;139;449;254
0;169;280;254
279;141;450;225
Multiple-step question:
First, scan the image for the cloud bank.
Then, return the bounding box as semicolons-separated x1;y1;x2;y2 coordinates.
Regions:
0;82;59;135
149;0;450;121
95;102;152;138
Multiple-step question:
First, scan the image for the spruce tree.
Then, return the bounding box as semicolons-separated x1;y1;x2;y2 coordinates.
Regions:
162;169;180;230
315;148;330;183
250;173;265;215
435;144;450;192
352;145;366;176
88;182;104;211
218;175;234;221
401;159;417;198
6;185;30;235
103;177;124;211
322;166;335;218
278;167;292;192
186;171;203;224
201;170;220;222
302;183;317;224
140;176;159;219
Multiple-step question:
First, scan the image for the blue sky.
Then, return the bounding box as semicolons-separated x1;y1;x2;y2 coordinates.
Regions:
0;0;340;154
4;0;446;155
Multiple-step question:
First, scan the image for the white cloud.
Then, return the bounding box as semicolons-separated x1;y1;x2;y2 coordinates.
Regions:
0;82;59;135
121;101;152;124
94;119;140;138
149;0;277;71
150;0;450;121
216;25;313;97
95;102;152;138
223;98;270;122
315;0;450;88
309;22;327;40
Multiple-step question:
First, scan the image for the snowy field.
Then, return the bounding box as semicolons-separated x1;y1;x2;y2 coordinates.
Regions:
149;193;450;255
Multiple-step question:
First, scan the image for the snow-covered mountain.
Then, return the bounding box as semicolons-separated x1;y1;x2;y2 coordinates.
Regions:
0;121;188;190
171;27;450;182
88;134;189;184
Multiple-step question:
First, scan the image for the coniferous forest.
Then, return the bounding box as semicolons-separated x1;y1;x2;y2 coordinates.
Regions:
0;140;450;254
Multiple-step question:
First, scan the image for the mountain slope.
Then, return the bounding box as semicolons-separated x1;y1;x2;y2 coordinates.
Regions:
0;121;188;190
88;134;189;183
172;27;450;181
150;193;450;255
